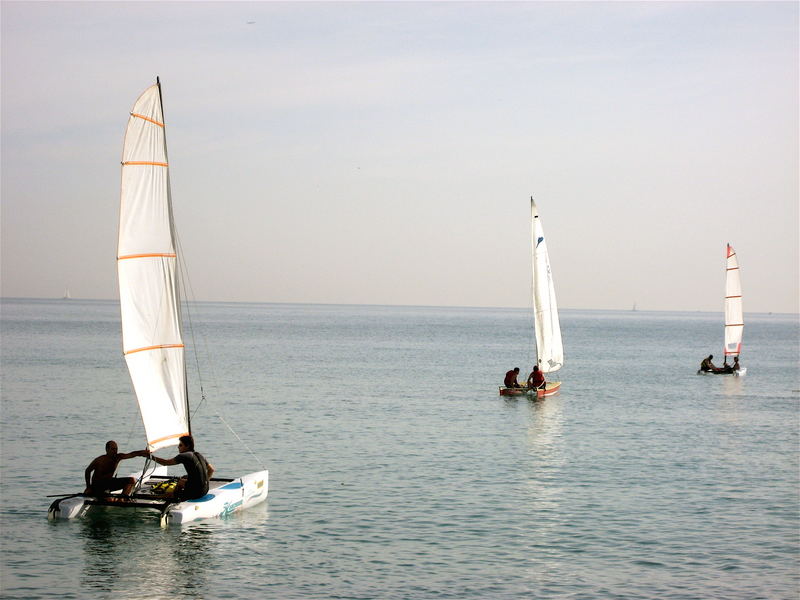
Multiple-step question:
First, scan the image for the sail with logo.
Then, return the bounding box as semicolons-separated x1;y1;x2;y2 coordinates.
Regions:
500;198;563;397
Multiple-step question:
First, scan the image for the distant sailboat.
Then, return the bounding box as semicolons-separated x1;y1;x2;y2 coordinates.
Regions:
698;243;746;377
61;288;71;300
500;198;563;398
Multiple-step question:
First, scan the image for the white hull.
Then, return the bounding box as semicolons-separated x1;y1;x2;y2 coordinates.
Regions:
164;470;268;525
49;469;268;526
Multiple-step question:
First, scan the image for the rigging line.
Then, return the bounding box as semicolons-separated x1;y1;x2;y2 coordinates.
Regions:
173;230;267;470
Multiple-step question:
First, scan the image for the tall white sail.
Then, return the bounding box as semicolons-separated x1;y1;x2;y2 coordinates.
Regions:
118;81;189;451
724;243;743;358
531;198;563;373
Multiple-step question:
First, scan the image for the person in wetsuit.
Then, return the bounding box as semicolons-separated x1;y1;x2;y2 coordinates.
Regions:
149;435;215;500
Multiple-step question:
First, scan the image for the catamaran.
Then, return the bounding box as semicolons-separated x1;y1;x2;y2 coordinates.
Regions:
48;79;268;526
698;243;746;377
500;198;563;398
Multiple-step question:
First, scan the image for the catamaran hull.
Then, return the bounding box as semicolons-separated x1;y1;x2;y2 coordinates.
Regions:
163;470;268;526
499;381;562;398
48;470;269;526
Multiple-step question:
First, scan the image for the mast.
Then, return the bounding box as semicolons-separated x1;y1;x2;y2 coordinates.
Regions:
156;77;192;435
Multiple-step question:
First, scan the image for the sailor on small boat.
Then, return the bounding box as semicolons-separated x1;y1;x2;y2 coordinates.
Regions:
699;355;720;373
84;441;149;497
504;368;522;388
527;365;546;390
721;356;741;373
149;435;215;500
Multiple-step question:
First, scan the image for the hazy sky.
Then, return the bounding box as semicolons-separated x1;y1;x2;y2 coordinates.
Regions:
2;1;798;312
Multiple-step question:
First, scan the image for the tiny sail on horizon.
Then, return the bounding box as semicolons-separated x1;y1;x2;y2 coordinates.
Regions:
724;243;743;357
531;198;563;373
118;81;189;452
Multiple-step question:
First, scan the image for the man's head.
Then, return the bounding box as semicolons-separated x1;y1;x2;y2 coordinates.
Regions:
514;367;520;373
178;435;195;452
105;440;118;455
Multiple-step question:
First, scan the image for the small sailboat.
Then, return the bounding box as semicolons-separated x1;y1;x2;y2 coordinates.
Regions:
48;79;268;525
500;198;563;398
698;243;746;377
61;288;71;300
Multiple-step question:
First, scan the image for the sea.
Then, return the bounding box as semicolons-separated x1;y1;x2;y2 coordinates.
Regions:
1;298;798;600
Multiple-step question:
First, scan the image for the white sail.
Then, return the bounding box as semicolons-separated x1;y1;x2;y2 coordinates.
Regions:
724;243;743;357
531;198;563;373
118;82;189;451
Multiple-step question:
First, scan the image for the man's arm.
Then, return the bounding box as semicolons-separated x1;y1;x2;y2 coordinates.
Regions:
207;462;215;479
84;458;98;488
116;449;150;461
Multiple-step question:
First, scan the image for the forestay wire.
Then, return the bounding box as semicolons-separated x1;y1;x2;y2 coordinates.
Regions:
174;231;267;471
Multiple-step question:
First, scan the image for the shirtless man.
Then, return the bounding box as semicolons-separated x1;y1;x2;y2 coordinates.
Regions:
84;441;149;497
699;355;719;373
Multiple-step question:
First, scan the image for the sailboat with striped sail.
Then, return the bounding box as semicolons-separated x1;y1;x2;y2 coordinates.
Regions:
48;79;268;525
500;198;563;398
699;243;746;376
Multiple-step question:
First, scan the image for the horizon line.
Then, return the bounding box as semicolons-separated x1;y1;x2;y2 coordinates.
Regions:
1;296;797;317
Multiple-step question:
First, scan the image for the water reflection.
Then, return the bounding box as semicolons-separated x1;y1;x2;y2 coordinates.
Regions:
523;397;565;528
79;509;214;598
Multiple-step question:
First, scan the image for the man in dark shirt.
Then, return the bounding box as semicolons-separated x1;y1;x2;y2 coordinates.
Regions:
700;355;719;372
504;367;521;388
150;435;215;500
84;440;149;496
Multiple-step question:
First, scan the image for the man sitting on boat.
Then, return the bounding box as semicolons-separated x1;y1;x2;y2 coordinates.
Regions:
149;435;215;500
84;441;149;497
504;368;522;388
699;355;721;373
721;356;741;373
527;365;546;390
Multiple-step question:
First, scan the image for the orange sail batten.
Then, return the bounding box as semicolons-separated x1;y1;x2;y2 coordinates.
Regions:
125;343;185;356
118;253;176;260
131;112;165;128
122;161;169;167
148;432;190;447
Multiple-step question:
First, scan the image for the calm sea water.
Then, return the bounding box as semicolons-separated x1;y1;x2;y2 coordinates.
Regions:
1;298;798;599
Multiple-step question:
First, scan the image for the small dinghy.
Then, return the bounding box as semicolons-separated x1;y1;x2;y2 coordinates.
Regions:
499;198;563;397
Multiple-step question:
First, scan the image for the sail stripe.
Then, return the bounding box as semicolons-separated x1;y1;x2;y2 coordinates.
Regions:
122;161;169;167
148;432;190;447
118;253;177;260
725;324;744;327
131;112;165;127
125;343;185;356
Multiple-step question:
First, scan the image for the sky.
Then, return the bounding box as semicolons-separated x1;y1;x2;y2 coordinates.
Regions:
1;1;798;313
